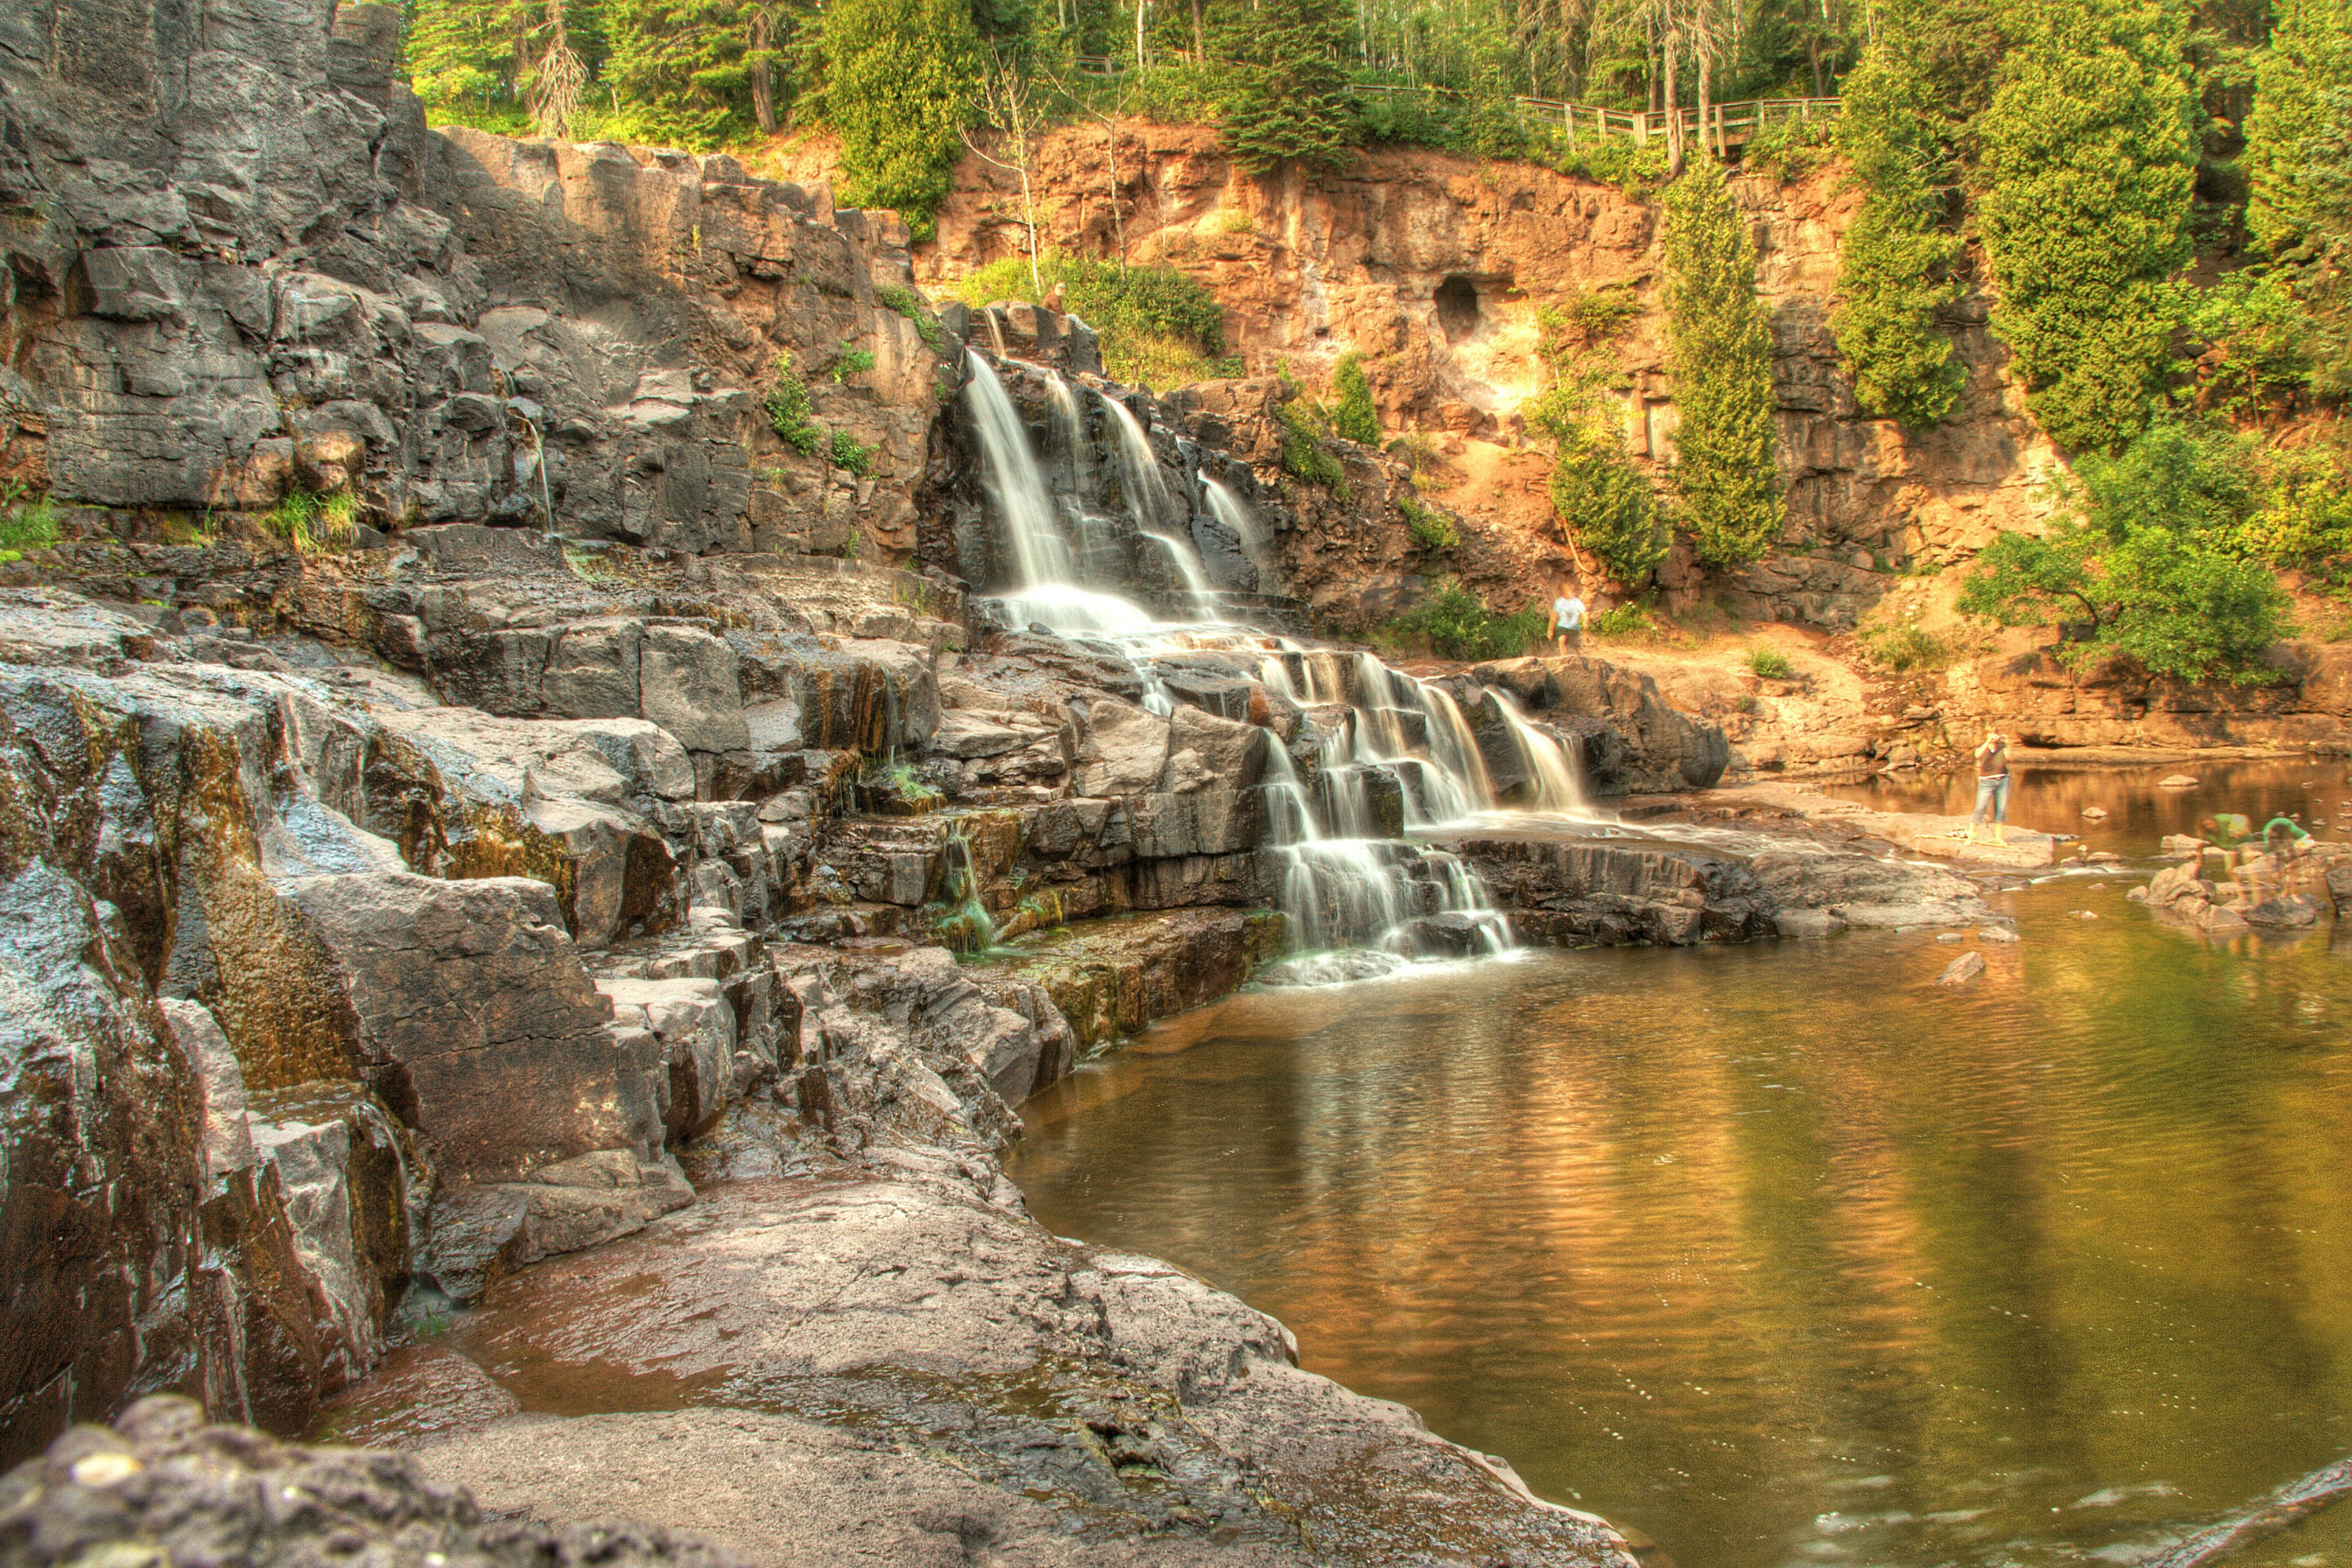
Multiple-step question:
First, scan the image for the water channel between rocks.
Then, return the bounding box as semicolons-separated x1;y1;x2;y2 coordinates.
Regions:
1009;759;2352;1568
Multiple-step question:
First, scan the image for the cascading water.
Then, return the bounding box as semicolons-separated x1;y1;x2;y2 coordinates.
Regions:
959;347;1582;968
1099;394;1215;615
1201;476;1273;578
1493;690;1586;813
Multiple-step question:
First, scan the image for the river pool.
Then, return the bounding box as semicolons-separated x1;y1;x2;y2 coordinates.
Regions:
1009;760;2352;1568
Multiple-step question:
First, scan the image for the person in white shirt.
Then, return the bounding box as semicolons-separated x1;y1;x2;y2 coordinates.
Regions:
1549;582;1586;654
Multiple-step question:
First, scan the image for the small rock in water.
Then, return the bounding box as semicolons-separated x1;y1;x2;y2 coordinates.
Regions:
1938;951;1986;986
2158;774;2201;788
2086;851;2122;864
1978;925;2020;943
2076;910;2100;920
2080;805;2110;820
2161;834;2207;856
1936;931;1964;943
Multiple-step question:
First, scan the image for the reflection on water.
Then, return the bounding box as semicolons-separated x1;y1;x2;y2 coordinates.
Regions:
1011;763;2352;1568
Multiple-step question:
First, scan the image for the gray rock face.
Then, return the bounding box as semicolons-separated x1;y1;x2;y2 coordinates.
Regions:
0;0;941;555
1469;655;1733;794
0;1396;752;1567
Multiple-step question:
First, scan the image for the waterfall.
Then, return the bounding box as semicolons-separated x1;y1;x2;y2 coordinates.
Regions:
1048;374;1093;496
965;352;1151;635
1491;690;1586;813
1100;395;1215;615
1201;476;1273;579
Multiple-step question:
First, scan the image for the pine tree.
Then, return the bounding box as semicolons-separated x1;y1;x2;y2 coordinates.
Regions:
1826;0;1999;428
1661;156;1784;570
2244;0;2352;396
405;0;607;136
1218;0;1356;173
818;0;983;239
604;0;757;148
1976;0;2196;453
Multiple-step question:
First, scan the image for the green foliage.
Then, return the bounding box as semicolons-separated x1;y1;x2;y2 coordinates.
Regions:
829;346;878;381
831;426;877;474
1743;116;1834;182
818;0;981;241
1277;397;1348;490
1523;296;1664;583
1548;423;1666;582
2187;269;2318;416
1332;352;1381;443
1219;0;1356;173
2244;0;2352;399
1958;419;2296;684
1661;157;1785;569
1589;596;1659;638
1745;646;1793;678
878;283;944;349
265;488;359;555
1860;623;1951;671
0;481;59;560
1828;0;1984;428
763;352;826;453
956;254;1226;385
1976;0;2197;453
600;0;769;149
1390;577;1547;661
1397;494;1458;550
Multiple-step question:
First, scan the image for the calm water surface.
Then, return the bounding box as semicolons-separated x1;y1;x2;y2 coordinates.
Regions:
1009;761;2352;1568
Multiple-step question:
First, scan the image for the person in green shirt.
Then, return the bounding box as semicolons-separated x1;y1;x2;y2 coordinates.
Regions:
2262;814;2313;895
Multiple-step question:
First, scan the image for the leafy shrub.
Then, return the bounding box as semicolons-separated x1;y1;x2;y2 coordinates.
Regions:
1589;597;1660;638
1861;624;1951;671
1397;494;1458;551
2187;270;2316;418
829;346;878;382
1278;397;1348;491
764;353;826;454
955;254;1226;386
1744;116;1834;182
1958;420;2294;684
1211;208;1256;234
1746;646;1793;679
1548;423;1667;583
1332;352;1380;443
878;284;944;349
818;0;981;241
1390;577;1546;662
0;480;59;560
831;427;877;475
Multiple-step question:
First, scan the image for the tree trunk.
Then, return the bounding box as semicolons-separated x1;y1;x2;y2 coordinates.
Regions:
1662;12;1683;175
750;9;776;135
1190;0;1205;60
1807;33;1823;97
1694;38;1712;159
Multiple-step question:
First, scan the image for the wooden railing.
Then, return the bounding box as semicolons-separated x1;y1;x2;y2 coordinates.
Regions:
1066;58;1840;149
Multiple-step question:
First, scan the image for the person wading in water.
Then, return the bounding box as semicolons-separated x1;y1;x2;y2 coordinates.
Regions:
1968;728;2011;847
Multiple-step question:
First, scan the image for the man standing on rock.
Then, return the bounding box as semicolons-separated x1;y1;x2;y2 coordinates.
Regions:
1969;727;2011;847
1550;581;1586;655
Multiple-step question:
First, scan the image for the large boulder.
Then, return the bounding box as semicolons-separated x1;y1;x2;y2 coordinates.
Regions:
639;625;749;755
1071;699;1170;797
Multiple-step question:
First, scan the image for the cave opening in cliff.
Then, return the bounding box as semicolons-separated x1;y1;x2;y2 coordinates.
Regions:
1434;274;1482;344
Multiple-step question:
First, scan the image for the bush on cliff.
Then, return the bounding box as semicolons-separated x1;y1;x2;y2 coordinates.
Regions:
1959;419;2296;684
1528;297;1665;583
1828;0;1988;429
1387;578;1546;661
1332;353;1381;443
1661;156;1785;570
1976;0;2197;453
956;254;1229;385
2243;1;2352;401
1218;0;1357;172
818;0;981;240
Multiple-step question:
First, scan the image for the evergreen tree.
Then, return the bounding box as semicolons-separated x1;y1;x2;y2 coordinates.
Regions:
604;0;759;148
1218;0;1356;172
1827;0;1999;428
818;0;984;238
2244;0;2352;396
405;0;607;135
1976;0;2197;453
1661;156;1785;570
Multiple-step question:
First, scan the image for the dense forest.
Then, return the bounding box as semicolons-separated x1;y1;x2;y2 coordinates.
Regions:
396;0;2352;682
